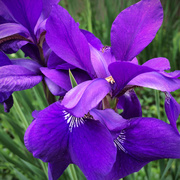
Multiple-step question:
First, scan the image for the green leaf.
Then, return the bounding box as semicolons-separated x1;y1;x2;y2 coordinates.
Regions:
69;69;78;88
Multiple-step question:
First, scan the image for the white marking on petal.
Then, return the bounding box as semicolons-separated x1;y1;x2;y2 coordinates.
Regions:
63;111;85;132
114;130;127;153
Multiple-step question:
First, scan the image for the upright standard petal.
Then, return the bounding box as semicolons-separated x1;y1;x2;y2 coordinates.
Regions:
46;5;95;76
0;65;42;92
111;0;163;61
62;79;111;117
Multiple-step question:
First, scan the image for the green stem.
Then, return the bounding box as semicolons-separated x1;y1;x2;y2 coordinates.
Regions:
155;90;161;119
13;95;29;129
67;164;78;180
39;161;48;179
85;0;93;32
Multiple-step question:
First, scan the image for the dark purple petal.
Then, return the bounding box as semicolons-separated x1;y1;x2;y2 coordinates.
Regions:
69;118;116;179
90;108;129;131
0;1;15;23
108;62;154;94
105;149;148;180
21;43;41;62
0;51;12;66
129;71;180;92
62;79;111;117
81;29;103;50
0;65;42;92
0;91;12;103
123;117;180;161
11;59;41;74
111;0;163;61
47;51;76;70
0;40;28;54
2;94;13;112
46;5;95;76
165;92;180;134
142;57;170;71
48;155;71;180
45;77;66;96
71;69;91;84
1;0;43;39
24;102;69;162
40;67;71;91
117;89;142;119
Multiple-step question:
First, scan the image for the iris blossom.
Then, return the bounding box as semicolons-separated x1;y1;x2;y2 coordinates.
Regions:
45;0;180;117
25;0;180;179
25;77;180;180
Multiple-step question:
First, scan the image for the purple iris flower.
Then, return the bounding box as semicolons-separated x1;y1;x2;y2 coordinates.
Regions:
24;0;180;179
24;77;180;180
25;79;117;180
45;0;180;118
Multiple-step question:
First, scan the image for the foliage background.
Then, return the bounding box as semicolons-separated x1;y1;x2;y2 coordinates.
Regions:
0;0;180;179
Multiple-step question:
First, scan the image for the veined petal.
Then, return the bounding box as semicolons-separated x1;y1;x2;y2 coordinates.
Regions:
111;0;163;61
46;5;95;76
165;92;180;134
0;65;42;92
48;156;71;180
105;150;148;180
24;102;69;162
12;59;41;74
142;57;170;71
62;79;111;117
106;117;180;179
69;118;116;179
117;89;142;119
123;117;180;161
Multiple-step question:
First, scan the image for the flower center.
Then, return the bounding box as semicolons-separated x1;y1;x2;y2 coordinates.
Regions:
105;76;115;84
